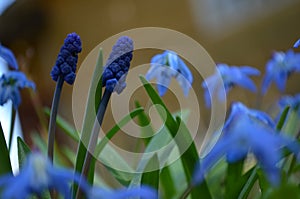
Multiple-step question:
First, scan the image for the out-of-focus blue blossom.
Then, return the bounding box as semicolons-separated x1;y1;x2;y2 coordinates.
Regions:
294;39;300;48
0;71;35;109
146;50;193;97
51;32;82;85
0;152;89;199
193;102;300;186
277;93;300;118
88;186;158;199
261;50;300;94
202;64;260;107
102;36;133;94
0;44;18;69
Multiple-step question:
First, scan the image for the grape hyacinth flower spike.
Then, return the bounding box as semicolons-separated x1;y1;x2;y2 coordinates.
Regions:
202;64;260;107
261;50;300;94
193;102;300;186
48;32;82;162
77;36;134;197
0;152;89;199
0;71;35;109
146;50;193;97
0;44;19;69
102;36;134;94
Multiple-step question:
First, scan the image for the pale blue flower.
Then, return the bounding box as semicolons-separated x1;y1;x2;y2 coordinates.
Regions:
261;50;300;94
0;44;18;69
193;102;300;186
294;39;300;48
202;64;260;107
0;152;88;199
146;50;193;97
277;93;300;118
0;71;35;109
89;186;158;199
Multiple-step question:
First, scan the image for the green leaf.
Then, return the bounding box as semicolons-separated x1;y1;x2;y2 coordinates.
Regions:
139;75;211;199
0;123;12;175
160;164;177;198
224;160;245;199
276;106;290;131
134;101;154;145
94;107;144;186
73;48;103;193
44;107;79;142
17;137;31;169
263;184;300;199
141;154;159;191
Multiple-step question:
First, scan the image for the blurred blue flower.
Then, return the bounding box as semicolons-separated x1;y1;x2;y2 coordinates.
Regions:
102;36;133;94
294;39;300;48
51;32;82;85
261;50;300;94
193;102;300;186
277;93;300;118
0;71;35;109
0;44;18;69
89;186;158;199
0;152;88;199
146;50;193;97
202;64;260;107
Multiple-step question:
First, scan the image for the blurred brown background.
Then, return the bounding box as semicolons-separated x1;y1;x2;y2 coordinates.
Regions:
1;0;300;146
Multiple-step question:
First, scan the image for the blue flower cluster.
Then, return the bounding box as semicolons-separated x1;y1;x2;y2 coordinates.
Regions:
0;45;35;109
193;102;300;186
51;32;82;85
146;50;193;97
202;64;260;107
0;152;158;199
102;36;133;93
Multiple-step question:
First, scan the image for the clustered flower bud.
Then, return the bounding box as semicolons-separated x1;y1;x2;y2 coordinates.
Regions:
102;36;133;93
51;32;82;85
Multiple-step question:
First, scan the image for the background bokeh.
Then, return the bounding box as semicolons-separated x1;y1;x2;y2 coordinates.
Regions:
1;0;300;151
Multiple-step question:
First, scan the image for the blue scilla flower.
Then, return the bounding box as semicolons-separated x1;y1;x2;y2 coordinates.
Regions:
0;44;18;69
0;152;89;199
193;102;300;186
0;71;35;109
202;64;260;107
277;93;300;117
51;32;82;85
146;50;193;97
261;50;300;94
294;39;300;48
102;36;133;94
89;186;158;199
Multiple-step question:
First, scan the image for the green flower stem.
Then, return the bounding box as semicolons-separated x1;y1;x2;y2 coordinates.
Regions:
8;106;16;151
75;88;111;199
47;76;64;162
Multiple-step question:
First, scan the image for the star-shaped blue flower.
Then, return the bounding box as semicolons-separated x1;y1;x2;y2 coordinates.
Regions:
0;152;89;199
0;44;18;69
146;50;193;97
0;71;35;109
193;102;300;186
261;50;300;94
202;64;260;107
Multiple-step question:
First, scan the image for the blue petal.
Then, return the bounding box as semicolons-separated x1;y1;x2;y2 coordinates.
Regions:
294;39;300;48
0;44;18;69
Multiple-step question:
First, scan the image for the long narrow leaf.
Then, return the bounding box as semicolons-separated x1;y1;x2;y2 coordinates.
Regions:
17;137;31;169
0;123;12;175
141;154;159;191
44;107;79;142
139;76;211;199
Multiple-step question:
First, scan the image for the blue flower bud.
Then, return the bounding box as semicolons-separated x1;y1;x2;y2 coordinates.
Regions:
50;32;82;85
102;36;133;94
